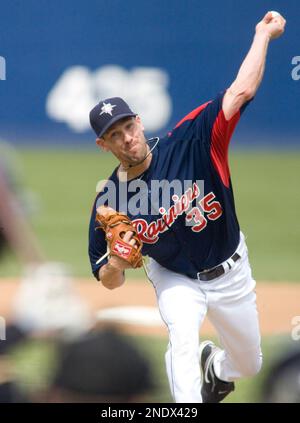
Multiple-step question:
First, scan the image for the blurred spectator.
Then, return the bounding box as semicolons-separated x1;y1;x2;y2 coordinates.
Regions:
0;140;43;264
261;347;300;403
0;140;93;339
0;142;93;401
0;141;41;402
34;326;154;403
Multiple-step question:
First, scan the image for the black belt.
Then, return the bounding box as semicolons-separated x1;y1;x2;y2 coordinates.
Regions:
196;252;241;282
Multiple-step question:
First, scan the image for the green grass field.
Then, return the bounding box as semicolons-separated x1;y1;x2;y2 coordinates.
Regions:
0;149;299;281
11;333;293;403
135;333;295;403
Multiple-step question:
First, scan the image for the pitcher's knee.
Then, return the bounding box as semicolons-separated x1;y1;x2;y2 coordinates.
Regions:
168;326;199;356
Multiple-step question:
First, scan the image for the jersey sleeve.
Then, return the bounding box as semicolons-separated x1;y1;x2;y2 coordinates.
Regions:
88;196;108;281
173;90;252;187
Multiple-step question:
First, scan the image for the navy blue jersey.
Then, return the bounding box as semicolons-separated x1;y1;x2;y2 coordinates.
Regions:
89;91;251;280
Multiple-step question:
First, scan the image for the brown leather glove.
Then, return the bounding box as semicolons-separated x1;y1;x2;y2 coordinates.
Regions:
96;208;143;268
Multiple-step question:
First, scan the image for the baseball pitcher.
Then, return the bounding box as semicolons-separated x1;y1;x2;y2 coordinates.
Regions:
88;12;286;402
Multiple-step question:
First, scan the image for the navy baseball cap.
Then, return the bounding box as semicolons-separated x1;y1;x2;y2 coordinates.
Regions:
89;97;136;138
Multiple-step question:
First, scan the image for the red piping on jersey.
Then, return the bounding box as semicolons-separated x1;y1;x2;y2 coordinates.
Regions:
174;101;211;128
210;109;240;188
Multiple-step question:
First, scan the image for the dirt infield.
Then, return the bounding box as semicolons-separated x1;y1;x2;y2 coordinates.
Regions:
0;278;299;337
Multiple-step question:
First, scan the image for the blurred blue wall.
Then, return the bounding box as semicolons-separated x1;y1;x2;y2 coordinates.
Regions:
0;0;299;147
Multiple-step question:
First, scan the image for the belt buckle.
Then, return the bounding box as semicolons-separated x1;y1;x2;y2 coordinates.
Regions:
196;266;217;282
197;262;227;282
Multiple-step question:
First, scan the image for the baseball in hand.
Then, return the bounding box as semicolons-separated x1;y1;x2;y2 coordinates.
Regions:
269;11;280;18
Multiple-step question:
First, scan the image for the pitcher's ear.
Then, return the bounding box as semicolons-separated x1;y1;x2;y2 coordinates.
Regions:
135;115;144;131
96;138;109;152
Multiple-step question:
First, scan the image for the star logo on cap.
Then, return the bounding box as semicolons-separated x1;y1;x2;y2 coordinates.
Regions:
99;102;116;116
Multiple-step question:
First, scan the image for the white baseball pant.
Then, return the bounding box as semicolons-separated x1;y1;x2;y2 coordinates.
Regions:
147;232;262;403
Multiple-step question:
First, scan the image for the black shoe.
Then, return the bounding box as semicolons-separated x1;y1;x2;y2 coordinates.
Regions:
199;341;235;403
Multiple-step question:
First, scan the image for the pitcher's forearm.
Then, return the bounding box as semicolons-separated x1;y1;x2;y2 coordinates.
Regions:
99;262;125;290
229;31;270;100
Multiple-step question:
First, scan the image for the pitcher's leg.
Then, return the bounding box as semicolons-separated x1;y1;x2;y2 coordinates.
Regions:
206;251;262;382
149;263;207;402
209;290;262;381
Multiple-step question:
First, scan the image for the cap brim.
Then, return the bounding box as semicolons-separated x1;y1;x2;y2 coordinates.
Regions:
97;113;137;138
